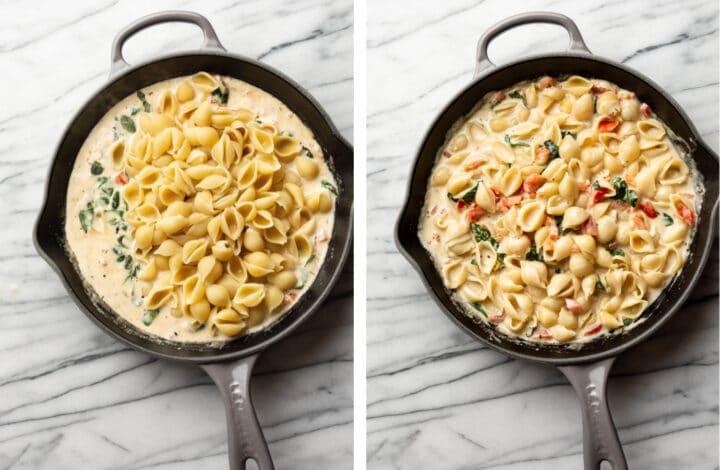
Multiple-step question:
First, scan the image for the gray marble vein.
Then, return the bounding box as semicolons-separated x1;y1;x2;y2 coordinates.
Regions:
367;0;718;468
0;0;352;468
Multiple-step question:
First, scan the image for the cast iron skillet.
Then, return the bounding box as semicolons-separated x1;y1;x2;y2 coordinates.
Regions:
395;12;718;470
33;11;353;470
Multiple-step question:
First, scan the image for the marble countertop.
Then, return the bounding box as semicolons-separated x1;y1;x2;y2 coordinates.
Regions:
0;1;352;468
367;0;718;468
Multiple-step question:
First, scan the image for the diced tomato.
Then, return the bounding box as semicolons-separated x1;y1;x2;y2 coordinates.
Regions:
430;205;438;215
640;103;651;117
523;174;546;196
581;216;598;236
598;119;620;133
456;199;467;210
591;85;609;94
592;187;609;204
490;186;502;201
442;151;451;158
638;200;657;218
624;172;636;187
494;91;506;102
584;324;603;336
617;90;636;100
489;313;506;324
633;215;647;230
532;325;553;339
565;298;584;314
114;170;128;185
497;199;511;214
535;146;551;164
466;204;485;224
506;195;523;206
538;76;557;89
608;241;619;250
676;202;696;226
544;216;560;238
464;160;483;171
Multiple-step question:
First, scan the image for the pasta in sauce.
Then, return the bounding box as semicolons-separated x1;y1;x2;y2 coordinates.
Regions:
420;75;701;343
66;72;336;342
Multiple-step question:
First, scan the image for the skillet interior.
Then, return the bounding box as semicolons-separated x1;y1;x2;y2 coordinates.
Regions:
396;53;718;365
34;52;354;363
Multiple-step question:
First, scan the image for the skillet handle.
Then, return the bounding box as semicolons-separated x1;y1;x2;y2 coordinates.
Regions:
474;12;591;77
110;10;225;78
558;357;627;470
202;355;274;470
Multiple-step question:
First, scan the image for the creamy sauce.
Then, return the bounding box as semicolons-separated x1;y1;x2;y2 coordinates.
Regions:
419;76;702;344
66;75;335;343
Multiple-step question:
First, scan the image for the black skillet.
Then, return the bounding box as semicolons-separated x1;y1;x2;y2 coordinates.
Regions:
395;12;718;470
33;11;353;470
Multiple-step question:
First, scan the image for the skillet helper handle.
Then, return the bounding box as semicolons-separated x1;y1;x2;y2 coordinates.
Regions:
474;11;591;77
558;357;627;470
202;355;274;470
110;10;225;77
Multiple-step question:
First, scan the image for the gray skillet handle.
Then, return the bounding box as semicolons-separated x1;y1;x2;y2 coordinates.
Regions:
110;10;225;77
475;12;591;77
558;357;628;470
202;355;274;470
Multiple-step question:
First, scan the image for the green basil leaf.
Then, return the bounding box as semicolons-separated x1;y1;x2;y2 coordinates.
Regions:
561;130;577;139
525;246;544;262
470;224;498;249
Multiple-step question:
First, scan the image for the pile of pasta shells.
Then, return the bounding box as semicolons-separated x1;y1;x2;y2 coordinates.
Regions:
114;72;332;337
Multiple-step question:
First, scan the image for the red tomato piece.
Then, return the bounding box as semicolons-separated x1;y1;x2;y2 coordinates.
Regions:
598;119;620;133
535;146;550;164
114;170;128;185
456;200;467;210
581;216;598;236
466;204;485;224
565;298;583;314
676;203;695;226
523;174;546;196
638;200;657;218
584;324;603;336
593;187;609;204
640;103;652;117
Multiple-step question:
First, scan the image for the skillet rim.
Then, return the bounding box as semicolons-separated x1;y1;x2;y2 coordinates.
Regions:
33;48;354;364
395;50;718;365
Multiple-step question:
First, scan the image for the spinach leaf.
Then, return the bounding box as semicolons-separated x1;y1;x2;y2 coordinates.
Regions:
504;134;530;148
526;326;536;337
595;276;606;292
78;202;94;233
543;140;559;160
662;212;674;226
611;177;638;207
608;247;625;257
508;90;527;107
305;254;316;266
90;161;104;175
525;246;544;262
470;224;498;249
120;115;136;133
321;180;338;196
623;318;633;326
469;302;488;318
212;86;230;104
111;190;120;209
136;90;151;112
142;309;160;326
448;183;478;204
302;146;314;158
561;130;577;139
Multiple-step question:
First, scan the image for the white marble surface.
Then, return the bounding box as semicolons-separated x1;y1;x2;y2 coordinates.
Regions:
367;0;718;468
0;1;352;468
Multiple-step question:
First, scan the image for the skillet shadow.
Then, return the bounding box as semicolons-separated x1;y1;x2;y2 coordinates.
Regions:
606;236;718;449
